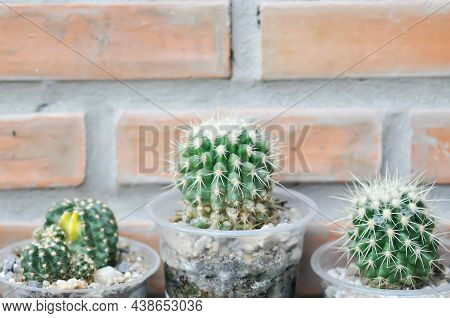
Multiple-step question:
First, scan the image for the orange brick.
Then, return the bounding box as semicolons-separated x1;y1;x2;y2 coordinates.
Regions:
263;109;381;182
116;111;198;184
0;113;85;189
261;2;450;79
411;110;450;183
0;2;230;80
116;109;381;183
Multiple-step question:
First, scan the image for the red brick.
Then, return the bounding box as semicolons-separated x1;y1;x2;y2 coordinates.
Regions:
261;2;450;79
411;110;450;183
264;109;381;182
0;113;85;189
116;111;198;184
0;2;230;80
116;109;381;183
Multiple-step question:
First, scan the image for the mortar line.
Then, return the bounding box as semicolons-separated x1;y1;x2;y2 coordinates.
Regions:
0;1;187;126
261;1;450;127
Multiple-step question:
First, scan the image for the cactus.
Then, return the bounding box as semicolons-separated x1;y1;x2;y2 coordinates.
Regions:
71;253;96;281
173;117;281;230
44;198;119;268
34;224;66;242
343;174;443;289
21;238;71;283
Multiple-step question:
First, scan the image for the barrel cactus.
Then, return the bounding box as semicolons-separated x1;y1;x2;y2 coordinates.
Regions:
44;198;119;268
34;224;66;242
21;238;71;283
71;253;96;281
173;117;281;230
343;174;443;289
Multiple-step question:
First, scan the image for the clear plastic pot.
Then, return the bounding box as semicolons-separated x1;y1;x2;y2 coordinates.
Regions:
0;238;160;298
147;186;316;298
311;239;450;298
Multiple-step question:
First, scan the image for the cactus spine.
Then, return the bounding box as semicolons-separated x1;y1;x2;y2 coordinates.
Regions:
21;238;71;283
174;117;280;230
71;253;96;281
44;198;119;268
343;174;443;289
20;198;119;284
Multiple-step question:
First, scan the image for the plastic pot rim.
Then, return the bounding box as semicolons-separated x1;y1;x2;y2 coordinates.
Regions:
147;186;317;238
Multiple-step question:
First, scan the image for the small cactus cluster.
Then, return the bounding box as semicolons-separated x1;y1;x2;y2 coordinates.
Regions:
71;253;97;281
21;198;118;283
343;174;443;289
173;117;281;230
45;198;119;268
22;236;71;282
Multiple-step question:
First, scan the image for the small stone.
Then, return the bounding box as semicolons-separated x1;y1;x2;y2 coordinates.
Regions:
54;279;87;290
8;278;15;283
208;242;219;256
14;273;24;282
239;237;259;252
193;236;212;256
27;280;42;288
168;233;195;258
42;280;50;287
290;247;301;262
94;266;123;285
117;261;130;273
257;235;276;250
0;272;5;279
4;272;13;280
12;263;21;274
242;253;253;265
2;255;16;273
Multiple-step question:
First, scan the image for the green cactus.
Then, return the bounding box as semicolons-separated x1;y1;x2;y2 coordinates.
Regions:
34;224;66;242
21;238;71;283
44;198;119;268
174;118;280;230
344;174;443;289
71;253;96;281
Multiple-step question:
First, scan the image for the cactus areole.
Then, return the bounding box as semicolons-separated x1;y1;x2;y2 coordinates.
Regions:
343;174;444;289
44;198;119;268
22;235;71;283
173;117;283;230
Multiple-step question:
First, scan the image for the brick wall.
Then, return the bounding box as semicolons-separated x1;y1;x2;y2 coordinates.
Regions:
0;0;449;296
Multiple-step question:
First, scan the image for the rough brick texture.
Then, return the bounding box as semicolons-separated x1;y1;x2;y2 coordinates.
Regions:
0;2;230;80
265;110;381;182
411;110;450;183
0;114;85;189
116;112;197;184
116;110;381;183
261;2;450;79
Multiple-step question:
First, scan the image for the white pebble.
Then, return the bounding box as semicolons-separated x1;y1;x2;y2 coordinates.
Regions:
94;266;123;285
